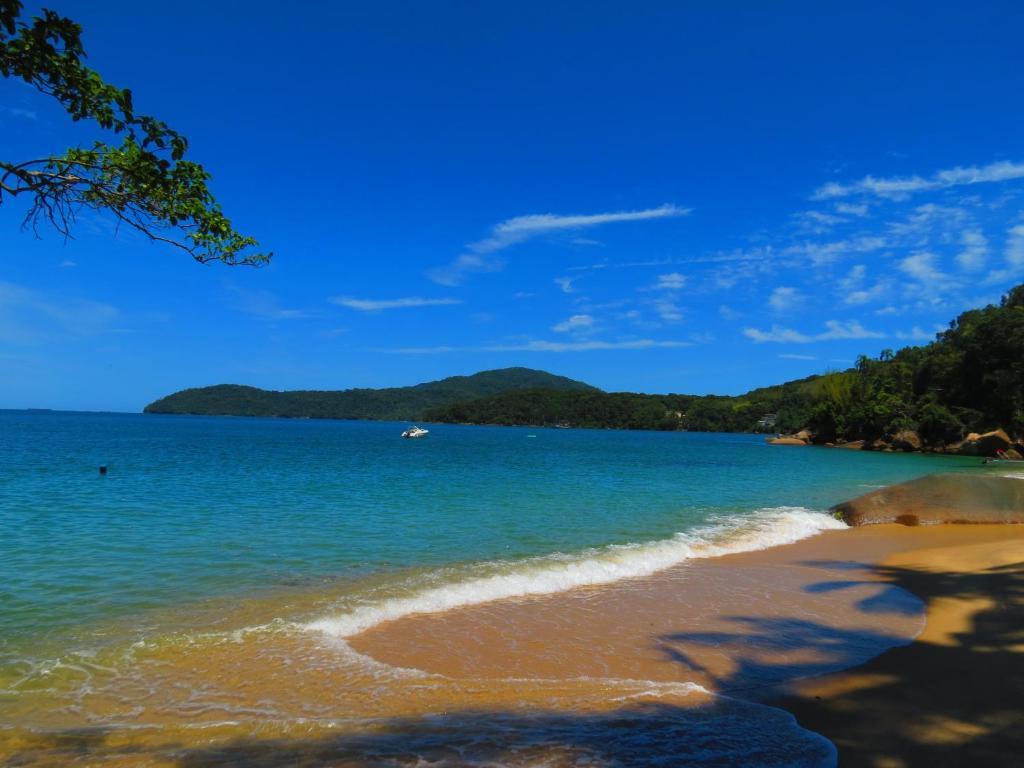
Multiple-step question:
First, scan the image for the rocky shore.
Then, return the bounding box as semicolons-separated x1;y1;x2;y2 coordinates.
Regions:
832;473;1024;526
767;427;1023;459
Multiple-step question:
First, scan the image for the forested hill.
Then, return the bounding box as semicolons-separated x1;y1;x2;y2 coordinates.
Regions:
143;368;597;421
427;284;1024;448
424;377;824;433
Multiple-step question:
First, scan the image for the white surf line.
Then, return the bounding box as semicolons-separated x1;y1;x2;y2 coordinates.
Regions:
306;508;847;638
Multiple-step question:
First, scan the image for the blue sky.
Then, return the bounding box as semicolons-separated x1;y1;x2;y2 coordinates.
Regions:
2;1;1023;411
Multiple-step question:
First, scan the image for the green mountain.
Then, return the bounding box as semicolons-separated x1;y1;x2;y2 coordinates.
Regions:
143;367;598;421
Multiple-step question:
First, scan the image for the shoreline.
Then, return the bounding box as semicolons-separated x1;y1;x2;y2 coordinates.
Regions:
348;521;1024;765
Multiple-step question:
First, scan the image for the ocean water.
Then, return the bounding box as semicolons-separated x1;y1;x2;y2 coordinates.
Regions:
0;410;977;765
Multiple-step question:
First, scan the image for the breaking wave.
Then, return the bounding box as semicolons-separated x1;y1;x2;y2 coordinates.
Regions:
307;507;845;638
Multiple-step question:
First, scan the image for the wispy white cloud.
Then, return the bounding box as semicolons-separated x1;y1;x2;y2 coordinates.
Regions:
330;296;462;311
0;105;38;120
652;272;686;290
1006;223;1024;268
479;205;690;250
428;204;690;285
567;258;687;272
793;201;873;235
836;265;890;306
768;286;801;312
818;320;887;340
956;230;989;272
779;353;817;360
637;273;688;319
835;202;869;217
744;320;885;344
59;260;77;269
899;251;948;284
553;276;576;294
886;203;970;242
652;298;683;322
426;254;505;286
839;264;866;290
793;210;845;234
743;325;811;343
786;236;887;266
551;314;594;333
895;326;938;341
0;280;118;344
984;222;1024;284
844;282;889;305
228;286;313;320
813;159;1024;200
388;338;693;354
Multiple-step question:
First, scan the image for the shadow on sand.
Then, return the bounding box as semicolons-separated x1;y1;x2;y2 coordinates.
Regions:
777;558;1024;767
3;698;835;767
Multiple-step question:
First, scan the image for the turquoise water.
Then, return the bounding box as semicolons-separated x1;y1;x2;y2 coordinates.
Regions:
1;409;972;666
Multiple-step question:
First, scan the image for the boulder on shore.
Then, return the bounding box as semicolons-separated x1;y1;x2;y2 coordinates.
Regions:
837;440;866;450
832;473;1024;526
767;436;808;446
890;430;922;451
953;429;1014;457
975;429;1014;454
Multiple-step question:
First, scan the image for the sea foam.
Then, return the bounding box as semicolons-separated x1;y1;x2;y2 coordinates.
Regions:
306;507;846;638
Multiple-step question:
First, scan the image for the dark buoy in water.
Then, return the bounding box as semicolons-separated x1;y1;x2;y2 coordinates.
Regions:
99;465;108;476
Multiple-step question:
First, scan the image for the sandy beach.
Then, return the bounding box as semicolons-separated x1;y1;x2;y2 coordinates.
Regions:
350;522;1024;766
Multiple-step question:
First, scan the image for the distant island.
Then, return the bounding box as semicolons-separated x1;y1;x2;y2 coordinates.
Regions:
143;367;596;422
146;284;1024;455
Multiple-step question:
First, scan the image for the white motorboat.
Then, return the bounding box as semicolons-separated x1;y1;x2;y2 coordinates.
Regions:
401;426;429;439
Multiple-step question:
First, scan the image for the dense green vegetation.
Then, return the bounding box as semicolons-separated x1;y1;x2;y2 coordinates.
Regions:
424;378;820;433
424;377;822;433
427;285;1024;444
143;368;597;421
806;284;1024;445
1;1;266;264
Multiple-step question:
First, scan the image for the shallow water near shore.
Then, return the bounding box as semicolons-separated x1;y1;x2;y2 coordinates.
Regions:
0;410;981;764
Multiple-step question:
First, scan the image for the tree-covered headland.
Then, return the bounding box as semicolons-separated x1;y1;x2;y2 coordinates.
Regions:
426;285;1024;450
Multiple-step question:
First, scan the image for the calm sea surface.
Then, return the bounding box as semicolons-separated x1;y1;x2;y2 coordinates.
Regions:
0;409;973;671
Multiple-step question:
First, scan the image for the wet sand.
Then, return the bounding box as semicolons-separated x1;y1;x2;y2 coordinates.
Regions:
352;524;1024;764
352;524;932;690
